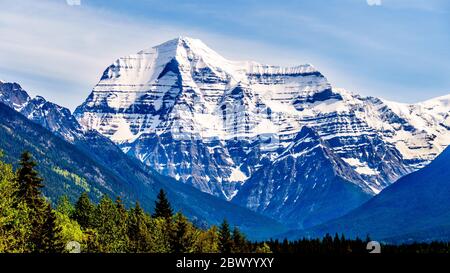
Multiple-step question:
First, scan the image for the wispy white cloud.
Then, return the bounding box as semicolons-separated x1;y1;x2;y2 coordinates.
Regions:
0;1;178;83
0;1;171;108
367;0;382;6
0;0;309;109
367;0;449;12
0;0;448;109
66;0;81;6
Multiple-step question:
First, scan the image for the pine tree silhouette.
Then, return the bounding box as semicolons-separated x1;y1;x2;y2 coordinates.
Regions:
232;226;247;253
170;212;191;253
152;189;173;219
16;151;47;251
17;151;45;209
127;202;151;252
39;204;64;253
73;192;95;229
219;219;233;253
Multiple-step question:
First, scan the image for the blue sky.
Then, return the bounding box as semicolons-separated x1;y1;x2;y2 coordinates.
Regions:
0;0;449;110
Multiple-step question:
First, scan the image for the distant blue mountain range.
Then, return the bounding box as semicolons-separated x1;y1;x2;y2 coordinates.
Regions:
285;146;450;243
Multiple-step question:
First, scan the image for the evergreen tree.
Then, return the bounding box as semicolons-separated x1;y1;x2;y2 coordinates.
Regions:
16;151;47;251
39;204;64;253
255;242;272;253
127;202;151;253
151;189;175;253
194;225;219;253
152;189;173;219
218;219;232;254
56;195;74;217
281;238;289;253
115;197;127;219
94;195;127;253
149;217;171;253
114;197;129;252
0;152;31;252
83;228;100;253
16;152;45;208
232;226;248;253
54;210;83;251
170;212;196;253
323;233;333;252
73;192;95;229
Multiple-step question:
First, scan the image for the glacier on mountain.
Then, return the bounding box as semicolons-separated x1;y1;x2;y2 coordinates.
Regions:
73;37;450;228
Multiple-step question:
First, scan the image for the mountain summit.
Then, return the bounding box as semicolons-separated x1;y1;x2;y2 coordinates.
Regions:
74;37;450;228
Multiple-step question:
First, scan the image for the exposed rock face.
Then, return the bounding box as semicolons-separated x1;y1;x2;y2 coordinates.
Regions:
294;146;450;242
0;81;287;239
73;37;450;228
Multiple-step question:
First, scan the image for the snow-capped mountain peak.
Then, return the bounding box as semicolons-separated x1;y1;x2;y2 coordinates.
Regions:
76;37;330;144
0;82;31;111
0;81;91;143
74;37;450;228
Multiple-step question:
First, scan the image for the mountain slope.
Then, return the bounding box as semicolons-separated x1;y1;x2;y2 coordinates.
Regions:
0;84;286;239
233;127;372;228
74;37;450;228
0;101;145;204
292;145;450;242
0;81;157;189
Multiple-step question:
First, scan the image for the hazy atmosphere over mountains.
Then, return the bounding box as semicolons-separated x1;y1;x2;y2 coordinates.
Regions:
292;145;450;243
1;0;449;110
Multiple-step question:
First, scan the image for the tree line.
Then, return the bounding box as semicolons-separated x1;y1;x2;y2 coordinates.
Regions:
2;151;450;254
0;151;269;253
